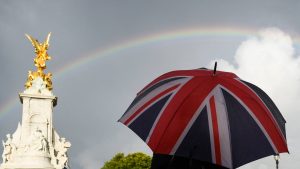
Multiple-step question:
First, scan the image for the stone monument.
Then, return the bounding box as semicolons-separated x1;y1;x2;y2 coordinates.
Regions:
0;33;71;169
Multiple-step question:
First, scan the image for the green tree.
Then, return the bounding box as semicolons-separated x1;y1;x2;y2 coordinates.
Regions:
101;152;151;169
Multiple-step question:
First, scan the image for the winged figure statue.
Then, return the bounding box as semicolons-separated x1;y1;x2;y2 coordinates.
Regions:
25;33;51;71
24;33;53;90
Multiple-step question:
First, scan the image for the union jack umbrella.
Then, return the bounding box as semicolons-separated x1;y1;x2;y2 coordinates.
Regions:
119;64;288;169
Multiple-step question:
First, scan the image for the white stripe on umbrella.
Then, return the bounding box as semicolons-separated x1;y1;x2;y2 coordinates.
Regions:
207;98;217;165
213;86;233;168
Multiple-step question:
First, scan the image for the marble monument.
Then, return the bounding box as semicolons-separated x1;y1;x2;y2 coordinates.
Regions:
0;33;71;169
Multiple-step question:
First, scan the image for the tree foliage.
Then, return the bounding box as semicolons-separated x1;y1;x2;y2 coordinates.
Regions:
101;152;151;169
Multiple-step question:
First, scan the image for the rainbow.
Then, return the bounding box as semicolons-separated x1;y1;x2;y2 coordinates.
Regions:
55;26;259;78
1;26;299;118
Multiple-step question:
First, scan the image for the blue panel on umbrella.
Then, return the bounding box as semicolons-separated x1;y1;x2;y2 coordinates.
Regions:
175;106;212;163
241;80;286;138
129;94;172;141
221;89;275;168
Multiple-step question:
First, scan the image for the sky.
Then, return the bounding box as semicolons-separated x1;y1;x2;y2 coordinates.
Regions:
0;0;300;169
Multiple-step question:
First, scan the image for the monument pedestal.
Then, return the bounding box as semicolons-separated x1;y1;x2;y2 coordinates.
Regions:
1;153;55;169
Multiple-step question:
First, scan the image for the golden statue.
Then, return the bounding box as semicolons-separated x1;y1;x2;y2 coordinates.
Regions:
25;33;53;90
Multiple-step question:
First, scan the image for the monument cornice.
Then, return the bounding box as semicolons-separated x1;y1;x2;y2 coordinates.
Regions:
19;93;57;107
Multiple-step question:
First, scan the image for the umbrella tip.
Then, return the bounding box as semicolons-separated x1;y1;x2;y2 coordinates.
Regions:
213;61;217;76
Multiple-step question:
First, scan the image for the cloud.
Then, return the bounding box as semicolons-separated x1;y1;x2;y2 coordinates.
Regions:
210;27;300;168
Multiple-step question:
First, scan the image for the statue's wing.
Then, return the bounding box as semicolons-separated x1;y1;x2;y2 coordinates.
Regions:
45;32;51;48
25;34;41;51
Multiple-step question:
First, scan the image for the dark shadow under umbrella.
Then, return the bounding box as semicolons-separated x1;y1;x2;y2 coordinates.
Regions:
151;153;228;169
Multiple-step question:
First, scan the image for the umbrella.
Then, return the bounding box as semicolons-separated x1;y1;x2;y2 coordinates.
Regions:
118;64;288;169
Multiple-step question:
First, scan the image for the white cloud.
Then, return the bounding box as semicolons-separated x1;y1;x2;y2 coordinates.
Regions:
210;27;300;168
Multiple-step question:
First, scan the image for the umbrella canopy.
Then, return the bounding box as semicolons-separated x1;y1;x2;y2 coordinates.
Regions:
119;68;288;169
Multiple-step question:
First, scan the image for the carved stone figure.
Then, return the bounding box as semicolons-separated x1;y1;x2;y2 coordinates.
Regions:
29;128;49;153
1;135;14;163
50;136;71;169
57;138;71;168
